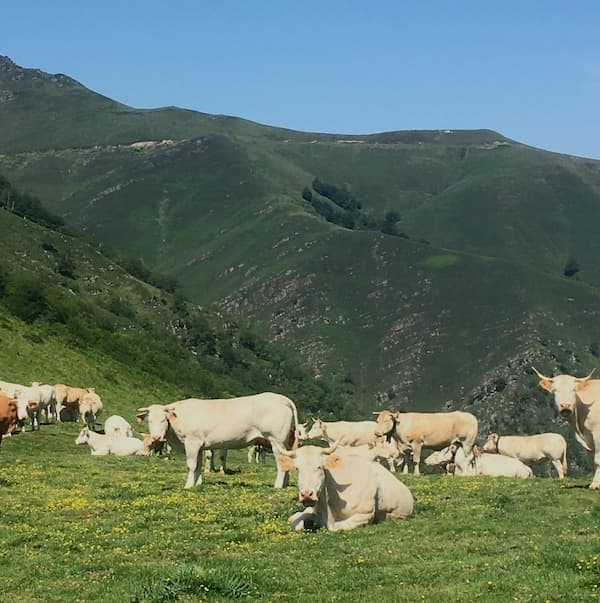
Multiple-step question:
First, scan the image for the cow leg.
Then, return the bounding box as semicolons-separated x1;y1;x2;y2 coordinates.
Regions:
411;442;423;476
270;438;289;488
551;459;564;479
204;449;214;474
328;510;375;532
247;445;256;464
289;508;317;531
219;449;227;474
183;441;204;489
590;444;600;490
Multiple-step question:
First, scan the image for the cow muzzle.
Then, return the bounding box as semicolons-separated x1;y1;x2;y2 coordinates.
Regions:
299;490;318;506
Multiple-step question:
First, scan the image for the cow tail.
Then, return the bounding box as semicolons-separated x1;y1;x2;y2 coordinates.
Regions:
287;397;300;450
561;446;568;477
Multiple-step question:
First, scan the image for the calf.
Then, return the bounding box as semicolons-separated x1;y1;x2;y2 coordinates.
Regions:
75;428;146;456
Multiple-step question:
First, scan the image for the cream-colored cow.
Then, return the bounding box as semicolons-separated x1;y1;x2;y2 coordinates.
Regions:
374;409;478;476
430;442;532;478
533;367;600;489
483;432;567;478
278;444;414;531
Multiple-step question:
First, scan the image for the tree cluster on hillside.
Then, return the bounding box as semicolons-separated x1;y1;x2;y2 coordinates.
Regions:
0;175;64;230
302;178;410;239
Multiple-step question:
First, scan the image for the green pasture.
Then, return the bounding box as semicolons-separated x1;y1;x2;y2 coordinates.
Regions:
0;423;598;603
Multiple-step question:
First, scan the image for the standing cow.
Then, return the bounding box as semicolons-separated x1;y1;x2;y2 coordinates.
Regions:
374;409;478;476
533;367;600;489
136;392;300;489
0;394;18;448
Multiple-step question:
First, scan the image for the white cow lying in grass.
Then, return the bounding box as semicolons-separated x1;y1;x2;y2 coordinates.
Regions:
426;441;532;478
278;443;414;531
75;427;146;456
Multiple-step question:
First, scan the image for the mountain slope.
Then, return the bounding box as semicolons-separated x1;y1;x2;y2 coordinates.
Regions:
1;56;599;451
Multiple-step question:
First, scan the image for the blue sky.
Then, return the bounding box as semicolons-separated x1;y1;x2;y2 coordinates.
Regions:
4;1;600;158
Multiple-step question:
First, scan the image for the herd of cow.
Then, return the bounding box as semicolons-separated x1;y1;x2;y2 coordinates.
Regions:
1;367;599;532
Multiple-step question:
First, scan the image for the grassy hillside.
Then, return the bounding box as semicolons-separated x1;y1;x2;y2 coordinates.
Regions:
2;55;600;442
1;429;599;602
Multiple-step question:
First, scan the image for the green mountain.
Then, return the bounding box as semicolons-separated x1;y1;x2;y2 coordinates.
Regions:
1;55;599;459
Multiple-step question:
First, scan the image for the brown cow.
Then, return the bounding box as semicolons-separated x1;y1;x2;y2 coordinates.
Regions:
0;394;18;448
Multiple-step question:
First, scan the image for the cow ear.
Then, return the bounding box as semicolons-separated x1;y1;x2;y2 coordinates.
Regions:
277;455;295;472
539;379;554;392
323;454;340;470
576;380;592;393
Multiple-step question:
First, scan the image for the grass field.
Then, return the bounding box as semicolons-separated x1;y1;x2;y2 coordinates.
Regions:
1;422;598;603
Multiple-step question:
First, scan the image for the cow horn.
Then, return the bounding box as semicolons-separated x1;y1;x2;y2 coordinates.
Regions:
321;440;340;455
531;367;552;381
272;440;296;458
576;369;596;382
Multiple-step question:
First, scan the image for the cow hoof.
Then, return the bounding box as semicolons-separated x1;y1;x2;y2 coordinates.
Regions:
589;482;600;490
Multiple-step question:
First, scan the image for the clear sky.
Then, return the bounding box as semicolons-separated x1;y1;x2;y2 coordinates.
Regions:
4;1;600;158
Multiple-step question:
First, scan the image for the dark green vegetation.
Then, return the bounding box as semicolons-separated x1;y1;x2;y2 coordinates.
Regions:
2;55;600;442
1;428;599;602
0;180;344;417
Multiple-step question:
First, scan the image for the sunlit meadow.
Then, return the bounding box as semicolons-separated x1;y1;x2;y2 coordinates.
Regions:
0;423;599;602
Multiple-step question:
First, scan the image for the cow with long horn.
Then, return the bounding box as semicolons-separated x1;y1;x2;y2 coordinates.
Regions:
277;442;414;531
533;366;600;489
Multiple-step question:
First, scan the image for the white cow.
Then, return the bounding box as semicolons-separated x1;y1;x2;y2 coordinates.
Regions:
79;390;103;429
483;432;568;478
429;442;533;478
104;415;134;438
533;367;600;489
278;444;414;531
136;392;300;489
13;385;42;431
307;419;381;446
31;382;57;423
374;409;478;476
75;427;146;456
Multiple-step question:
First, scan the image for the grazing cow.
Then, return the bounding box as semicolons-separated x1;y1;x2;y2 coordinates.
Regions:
483;432;568;478
0;394;18;448
54;384;90;422
136;392;300;489
533;367;600;489
307;419;381;447
104;415;134;438
430;441;533;478
30;383;57;423
79;390;103;429
75;427;146;456
278;444;414;531
374;409;478;476
13;386;42;431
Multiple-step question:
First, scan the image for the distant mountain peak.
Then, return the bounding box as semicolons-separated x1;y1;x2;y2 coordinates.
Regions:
0;55;17;72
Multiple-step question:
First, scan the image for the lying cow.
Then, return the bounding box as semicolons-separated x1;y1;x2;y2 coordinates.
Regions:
533;367;600;489
374;409;478;476
75;427;146;456
0;394;18;448
428;441;532;478
136;391;300;489
483;432;567;478
278;443;414;531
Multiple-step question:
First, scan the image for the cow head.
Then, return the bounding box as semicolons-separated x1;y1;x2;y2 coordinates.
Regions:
425;446;454;467
373;409;397;438
532;367;596;416
277;443;340;506
75;427;90;445
482;433;500;453
136;404;170;442
306;419;327;441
